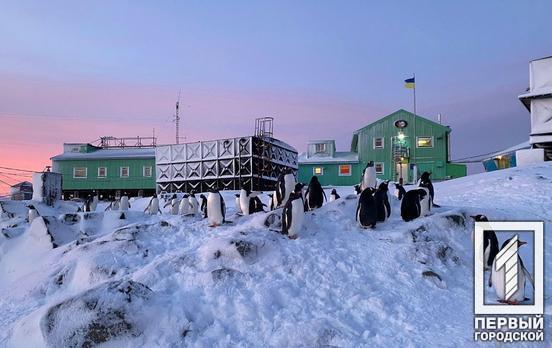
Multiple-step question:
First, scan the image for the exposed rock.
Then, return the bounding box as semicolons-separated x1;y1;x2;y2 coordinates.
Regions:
230;240;256;258
211;268;241;282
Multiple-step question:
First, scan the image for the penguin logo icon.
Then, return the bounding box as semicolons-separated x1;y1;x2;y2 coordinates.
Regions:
474;221;544;315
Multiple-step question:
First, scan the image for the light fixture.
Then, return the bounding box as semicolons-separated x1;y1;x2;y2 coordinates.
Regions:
398;132;405;140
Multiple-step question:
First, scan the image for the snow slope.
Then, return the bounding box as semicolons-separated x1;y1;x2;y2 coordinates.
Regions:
0;163;551;347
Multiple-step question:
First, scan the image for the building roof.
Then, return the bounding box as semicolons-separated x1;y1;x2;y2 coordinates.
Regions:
483;140;531;160
352;109;451;135
51;147;155;161
10;181;32;188
298;151;359;164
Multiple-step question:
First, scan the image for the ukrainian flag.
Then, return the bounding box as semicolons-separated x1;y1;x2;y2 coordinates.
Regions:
404;77;415;89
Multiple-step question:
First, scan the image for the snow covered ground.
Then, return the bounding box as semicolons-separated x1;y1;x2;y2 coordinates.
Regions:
0;163;551;347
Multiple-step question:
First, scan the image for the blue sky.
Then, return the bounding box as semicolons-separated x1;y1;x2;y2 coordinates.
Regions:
1;0;551;173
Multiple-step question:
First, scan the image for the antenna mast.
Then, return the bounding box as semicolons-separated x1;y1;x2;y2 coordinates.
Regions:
174;91;181;144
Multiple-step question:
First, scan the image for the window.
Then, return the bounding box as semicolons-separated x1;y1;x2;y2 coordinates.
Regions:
417;136;433;148
98;167;107;178
375;162;384;174
373;137;384;149
120;166;130;178
313;167;324;176
143;166;152;177
73;167;87;178
315;143;326;153
338;164;352;176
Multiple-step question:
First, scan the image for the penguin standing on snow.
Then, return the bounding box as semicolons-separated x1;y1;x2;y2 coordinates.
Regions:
329;189;341;202
83;195;93;212
360;161;377;190
305;176;326;210
105;196;120;211
374;182;391;222
490;236;534;304
207;190;226;227
267;193;275;211
163;194;179;215
27;204;40;223
235;193;242;215
354;185;362;195
120;195;130;211
282;192;304;239
356;188;378;229
250;196;266;214
419;171;439;207
418;187;431;217
393;182;407;200
179;194;191;215
144;196;161;215
400;189;427;222
188;193;199;215
90;193;99;212
239;189;253;215
275;170;296;208
199;194;208;218
471;214;499;270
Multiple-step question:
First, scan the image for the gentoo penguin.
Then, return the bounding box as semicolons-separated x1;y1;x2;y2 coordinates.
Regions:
188;193;199;215
305;176;326;210
275;170;296;208
120;195;130;211
360;161;377;190
179;194;191;215
235;193;243;215
393;182;407;200
90;194;99;212
83;195;93;212
250;196;266;214
471;214;499;270
490;236;534;304
418;187;431;217
207;190;226;227
199;194;208;218
105;197;120;211
144;196;161;215
329;189;341;202
267;194;275;211
163;194;179;215
374;182;391;222
282;192;304;239
419;172;439;207
28;204;39;223
239;189;253;215
356;188;377;229
400;189;427;222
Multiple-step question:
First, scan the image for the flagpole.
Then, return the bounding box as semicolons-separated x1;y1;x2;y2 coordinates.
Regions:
412;73;416;182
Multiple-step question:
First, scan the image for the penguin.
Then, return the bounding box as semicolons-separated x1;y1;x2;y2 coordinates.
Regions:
400;189;427;222
281;192;304;239
490;236;534;304
27;204;39;223
356;187;378;229
418;187;431;217
250;196;266;214
329;189;341;202
163;194;179;215
188;193;199;215
90;194;99;212
471;215;500;270
360;161;377;190
275;170;296;208
235;193;243;215
354;185;362;195
179;194;191;215
393;182;407;200
144;196;161;215
200;194;208;218
305;176;326;210
419;171;439;207
239;189;252;216
207;190;226;227
83;195;93;212
120;195;130;211
105;197;120;211
374;182;391;222
267;193;275;211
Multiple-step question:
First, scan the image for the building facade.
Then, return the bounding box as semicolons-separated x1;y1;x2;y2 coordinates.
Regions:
51;142;156;199
298;109;467;186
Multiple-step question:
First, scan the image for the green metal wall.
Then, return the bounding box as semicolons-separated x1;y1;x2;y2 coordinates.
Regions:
298;162;362;186
54;158;156;191
351;109;456;181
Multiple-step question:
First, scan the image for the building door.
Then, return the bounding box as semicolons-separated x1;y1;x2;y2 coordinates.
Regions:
395;163;409;184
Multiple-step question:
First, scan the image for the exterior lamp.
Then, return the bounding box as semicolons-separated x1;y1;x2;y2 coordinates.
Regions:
398;132;405;141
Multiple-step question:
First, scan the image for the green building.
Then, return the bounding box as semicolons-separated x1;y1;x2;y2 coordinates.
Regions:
51;140;156;199
298;109;466;186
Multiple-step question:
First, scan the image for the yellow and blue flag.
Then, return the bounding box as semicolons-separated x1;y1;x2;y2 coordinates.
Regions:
404;77;415;89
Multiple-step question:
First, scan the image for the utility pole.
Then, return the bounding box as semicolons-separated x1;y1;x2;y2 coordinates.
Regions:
174;97;180;144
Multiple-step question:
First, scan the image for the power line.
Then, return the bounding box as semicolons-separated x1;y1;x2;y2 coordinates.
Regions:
0;166;40;173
